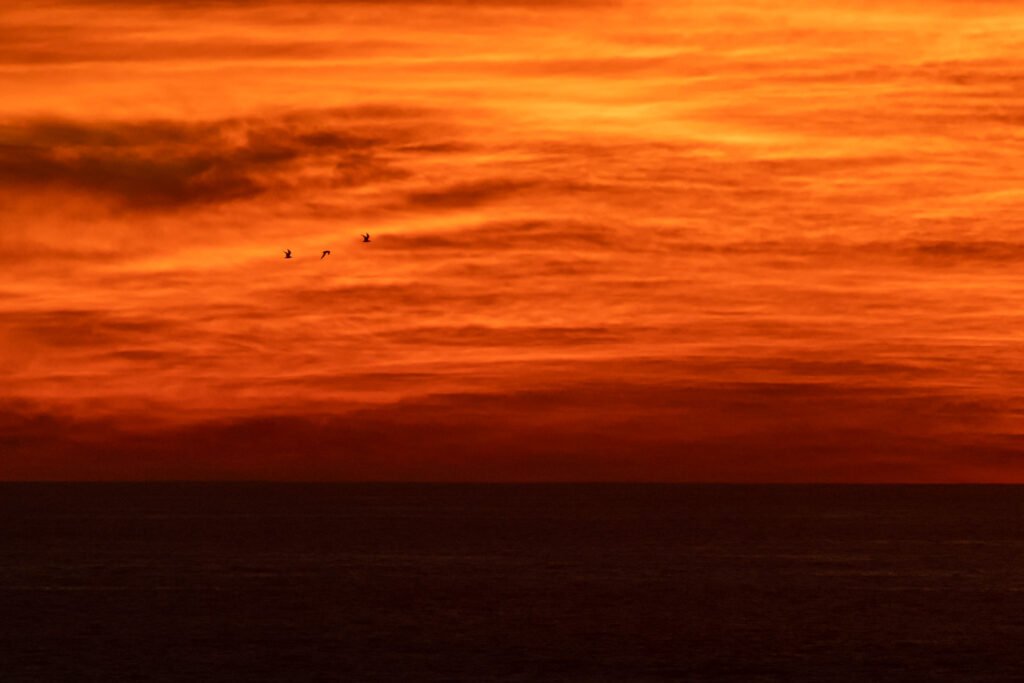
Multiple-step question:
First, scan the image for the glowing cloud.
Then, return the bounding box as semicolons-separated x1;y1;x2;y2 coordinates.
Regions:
3;0;1024;480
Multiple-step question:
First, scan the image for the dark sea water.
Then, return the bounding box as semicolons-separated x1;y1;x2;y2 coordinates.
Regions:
2;484;1024;682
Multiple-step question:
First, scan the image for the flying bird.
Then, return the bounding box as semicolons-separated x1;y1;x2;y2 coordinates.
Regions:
284;249;292;259
361;233;371;243
321;250;331;259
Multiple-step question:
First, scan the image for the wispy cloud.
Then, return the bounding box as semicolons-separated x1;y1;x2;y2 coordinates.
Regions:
3;379;1022;481
3;0;1024;480
0;110;434;209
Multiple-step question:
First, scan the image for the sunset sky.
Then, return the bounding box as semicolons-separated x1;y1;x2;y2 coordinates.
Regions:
2;0;1024;481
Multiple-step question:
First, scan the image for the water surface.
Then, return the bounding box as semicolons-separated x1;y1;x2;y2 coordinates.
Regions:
2;484;1023;681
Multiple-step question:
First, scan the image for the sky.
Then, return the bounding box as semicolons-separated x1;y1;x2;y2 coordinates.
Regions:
2;0;1024;481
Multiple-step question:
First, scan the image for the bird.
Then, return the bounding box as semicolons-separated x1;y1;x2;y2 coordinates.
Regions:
321;250;331;259
284;249;292;259
361;233;371;243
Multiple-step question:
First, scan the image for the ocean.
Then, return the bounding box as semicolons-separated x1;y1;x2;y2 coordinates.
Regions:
2;484;1023;681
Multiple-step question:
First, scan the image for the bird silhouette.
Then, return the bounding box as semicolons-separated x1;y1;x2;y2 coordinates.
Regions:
284;249;293;259
321;250;331;259
362;233;371;243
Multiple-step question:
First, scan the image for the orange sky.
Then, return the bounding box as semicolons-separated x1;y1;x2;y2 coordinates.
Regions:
2;0;1024;481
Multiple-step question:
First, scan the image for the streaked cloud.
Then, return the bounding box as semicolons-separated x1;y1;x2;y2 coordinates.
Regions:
3;0;1024;480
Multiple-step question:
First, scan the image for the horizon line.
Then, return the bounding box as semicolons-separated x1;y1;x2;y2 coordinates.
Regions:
2;480;1022;486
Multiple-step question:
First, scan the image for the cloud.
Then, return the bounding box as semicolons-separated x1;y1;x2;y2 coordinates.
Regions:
4;0;1024;483
0;142;265;208
383;220;617;251
0;308;172;349
901;240;1024;263
41;0;609;7
0;35;348;66
378;324;629;347
0;108;437;209
2;379;1021;481
400;179;541;210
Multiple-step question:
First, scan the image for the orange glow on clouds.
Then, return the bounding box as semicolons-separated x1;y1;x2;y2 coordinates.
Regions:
2;0;1024;480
